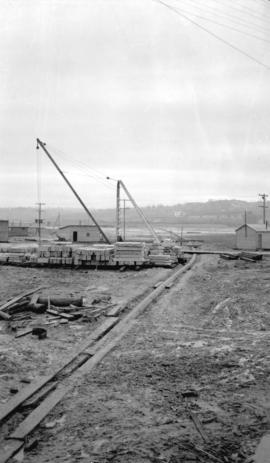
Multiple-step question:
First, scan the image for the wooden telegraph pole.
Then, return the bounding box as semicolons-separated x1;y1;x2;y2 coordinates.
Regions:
36;202;45;245
259;193;268;224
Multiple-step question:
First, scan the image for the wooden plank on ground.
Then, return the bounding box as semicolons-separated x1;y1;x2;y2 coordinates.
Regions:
9;386;67;440
0;375;53;424
46;308;59;317
153;281;163;289
22;381;58;408
106;304;126;317
15;328;33;338
0;439;24;463
0;310;11;320
0;286;45;313
165;282;173;289
0;318;118;426
53;317;119;377
79;319;137;366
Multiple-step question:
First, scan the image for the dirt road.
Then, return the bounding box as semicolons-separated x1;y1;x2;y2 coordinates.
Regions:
3;255;270;462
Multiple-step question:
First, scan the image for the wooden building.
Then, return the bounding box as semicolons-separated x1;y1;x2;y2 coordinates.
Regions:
0;220;8;242
58;225;105;243
235;224;270;250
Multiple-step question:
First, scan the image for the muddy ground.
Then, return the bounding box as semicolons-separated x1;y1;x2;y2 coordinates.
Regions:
1;253;270;462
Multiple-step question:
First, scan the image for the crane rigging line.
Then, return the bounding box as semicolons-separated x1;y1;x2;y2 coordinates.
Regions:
46;142;110;181
153;0;270;69
45;143;115;191
173;0;270;36
166;2;270;43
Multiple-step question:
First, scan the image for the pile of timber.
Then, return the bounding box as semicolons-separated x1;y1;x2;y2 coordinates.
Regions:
0;246;36;265
148;242;178;267
0;286;116;327
73;245;114;266
149;254;177;268
36;245;73;266
113;242;148;266
149;243;165;255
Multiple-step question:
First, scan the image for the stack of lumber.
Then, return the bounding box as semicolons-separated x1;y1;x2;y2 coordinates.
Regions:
0;246;36;265
113;242;148;265
6;253;27;264
149;243;165;255
73;245;114;266
148;242;178;267
149;253;177;267
0;246;36;254
0;253;10;263
37;245;73;265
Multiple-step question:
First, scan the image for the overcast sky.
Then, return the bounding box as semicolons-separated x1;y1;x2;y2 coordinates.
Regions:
0;0;269;209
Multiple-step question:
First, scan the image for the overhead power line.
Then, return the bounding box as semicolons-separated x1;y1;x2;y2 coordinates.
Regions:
173;0;270;36
168;2;270;43
225;0;270;22
153;0;270;69
246;0;270;10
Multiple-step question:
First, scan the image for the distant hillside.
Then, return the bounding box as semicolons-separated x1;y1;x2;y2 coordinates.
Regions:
0;200;264;227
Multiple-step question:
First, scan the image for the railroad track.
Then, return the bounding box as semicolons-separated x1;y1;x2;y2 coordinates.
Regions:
0;254;197;463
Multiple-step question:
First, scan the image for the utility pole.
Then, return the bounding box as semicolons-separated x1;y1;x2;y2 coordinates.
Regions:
36;138;110;244
259;193;268;224
36;202;45;245
116;180;121;241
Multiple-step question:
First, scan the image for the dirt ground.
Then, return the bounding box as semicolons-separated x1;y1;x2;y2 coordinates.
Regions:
2;253;270;462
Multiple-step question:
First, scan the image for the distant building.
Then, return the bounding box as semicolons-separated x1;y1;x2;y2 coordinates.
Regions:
58;225;105;243
0;220;8;242
235;224;270;250
9;226;29;237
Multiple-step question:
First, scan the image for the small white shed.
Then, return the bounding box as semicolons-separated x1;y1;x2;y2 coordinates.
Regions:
235;224;270;250
58;225;105;243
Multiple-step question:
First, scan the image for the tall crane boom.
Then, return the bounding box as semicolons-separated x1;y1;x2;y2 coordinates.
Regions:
119;180;161;244
36;138;110;244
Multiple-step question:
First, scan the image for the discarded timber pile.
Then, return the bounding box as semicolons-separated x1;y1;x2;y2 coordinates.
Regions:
73;245;114;266
113;241;148;266
0;287;117;329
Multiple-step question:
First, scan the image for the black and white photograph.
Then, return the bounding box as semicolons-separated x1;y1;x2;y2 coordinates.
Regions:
0;0;270;461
